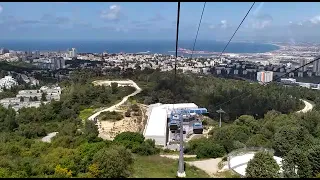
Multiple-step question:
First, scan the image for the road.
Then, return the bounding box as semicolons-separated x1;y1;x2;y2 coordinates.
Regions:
88;80;142;121
297;99;314;113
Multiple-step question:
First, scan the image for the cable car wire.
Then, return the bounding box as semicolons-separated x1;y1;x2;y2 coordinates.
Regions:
218;2;256;60
190;2;207;60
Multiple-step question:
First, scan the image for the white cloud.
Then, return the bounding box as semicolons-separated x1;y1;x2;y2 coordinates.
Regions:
0;5;3;14
208;20;230;30
101;4;121;21
220;20;228;29
248;14;273;29
310;15;320;24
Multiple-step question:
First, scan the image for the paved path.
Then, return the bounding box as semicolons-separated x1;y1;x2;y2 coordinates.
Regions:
88;80;142;121
160;154;197;159
187;158;222;176
41;132;58;143
297;99;314;113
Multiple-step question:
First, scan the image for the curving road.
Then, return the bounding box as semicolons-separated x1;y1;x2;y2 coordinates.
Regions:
88;80;142;121
297;99;314;113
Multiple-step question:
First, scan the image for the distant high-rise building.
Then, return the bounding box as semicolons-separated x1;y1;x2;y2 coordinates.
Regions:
50;57;65;70
300;59;307;72
257;71;273;83
0;48;9;55
68;48;77;58
313;59;320;76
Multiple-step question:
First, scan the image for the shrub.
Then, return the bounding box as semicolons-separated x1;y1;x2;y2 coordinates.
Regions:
114;132;145;143
124;110;131;117
99;111;123;121
195;143;226;159
246;151;280;178
131;104;139;112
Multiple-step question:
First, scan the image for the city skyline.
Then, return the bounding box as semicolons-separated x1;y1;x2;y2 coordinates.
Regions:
0;2;319;42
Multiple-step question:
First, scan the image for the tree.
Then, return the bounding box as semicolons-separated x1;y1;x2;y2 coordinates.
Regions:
274;125;300;156
113;132;145;149
245;151;280;178
41;92;47;101
282;147;312;178
194;143;226;159
91;145;133;178
111;82;118;94
246;134;272;148
53;165;72;178
131;104;139;112
84;120;99;137
131;139;159;156
124;110;131;117
33;96;38;101
307;145;320;176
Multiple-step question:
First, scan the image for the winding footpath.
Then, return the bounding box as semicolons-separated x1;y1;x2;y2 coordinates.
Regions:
88;80;142;121
40;80;141;143
297;99;314;113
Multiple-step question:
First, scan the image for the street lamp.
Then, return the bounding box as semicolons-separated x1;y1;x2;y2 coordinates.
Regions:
216;108;225;128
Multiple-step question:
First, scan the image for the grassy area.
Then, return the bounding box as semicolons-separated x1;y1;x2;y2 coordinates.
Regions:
79;108;95;121
213;170;241;178
131;155;210;178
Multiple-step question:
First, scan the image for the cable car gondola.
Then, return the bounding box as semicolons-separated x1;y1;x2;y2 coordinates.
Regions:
193;122;203;134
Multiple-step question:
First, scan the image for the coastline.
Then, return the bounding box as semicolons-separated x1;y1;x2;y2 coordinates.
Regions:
0;40;282;55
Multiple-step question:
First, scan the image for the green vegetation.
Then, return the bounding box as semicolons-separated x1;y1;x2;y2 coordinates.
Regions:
214;170;241;178
128;69;305;120
245;151;280;178
98;111;123;121
0;61;37;72
0;72;143;178
131;155;210;178
113;132;160;156
79;108;95;121
4;67;320;178
184;138;226;159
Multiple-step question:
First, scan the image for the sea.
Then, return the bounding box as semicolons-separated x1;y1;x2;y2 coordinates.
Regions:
0;39;279;55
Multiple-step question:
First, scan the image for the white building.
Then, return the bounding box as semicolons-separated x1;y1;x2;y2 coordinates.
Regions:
300;59;307;72
257;71;273;83
280;78;296;84
69;48;77;58
0;76;18;90
1;85;62;111
143;103;198;146
313;59;320;76
144;108;168;146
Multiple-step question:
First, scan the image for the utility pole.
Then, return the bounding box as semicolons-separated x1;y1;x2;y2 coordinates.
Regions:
177;114;186;178
216;108;225;128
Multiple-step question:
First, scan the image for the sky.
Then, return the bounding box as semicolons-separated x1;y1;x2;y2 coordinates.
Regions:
0;2;320;42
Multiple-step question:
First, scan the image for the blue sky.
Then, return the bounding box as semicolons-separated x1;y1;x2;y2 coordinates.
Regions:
0;2;320;42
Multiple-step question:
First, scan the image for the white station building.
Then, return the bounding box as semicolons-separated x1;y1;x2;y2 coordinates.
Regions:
143;103;198;146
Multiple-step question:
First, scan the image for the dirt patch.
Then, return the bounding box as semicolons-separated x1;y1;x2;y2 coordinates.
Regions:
187;158;222;177
98;103;148;140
